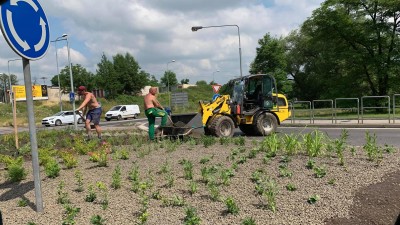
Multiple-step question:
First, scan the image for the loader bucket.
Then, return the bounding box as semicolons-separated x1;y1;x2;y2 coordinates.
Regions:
161;113;204;137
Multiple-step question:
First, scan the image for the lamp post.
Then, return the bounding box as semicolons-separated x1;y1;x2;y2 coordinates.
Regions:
212;70;220;83
191;25;242;78
51;37;66;112
166;60;175;107
55;34;77;129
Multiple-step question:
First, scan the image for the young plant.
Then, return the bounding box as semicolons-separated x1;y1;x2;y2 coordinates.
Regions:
306;159;315;169
158;160;171;174
60;152;78;169
165;171;175;188
225;196;239;215
282;133;300;155
183;206;201;225
201;136;217;148
90;214;106;225
286;183;297;191
96;181;109;210
303;130;325;157
111;164;122;189
188;181;198;195
5;156;27;182
220;168;234;186
328;178;336;186
241;217;256;225
74;170;84;192
233;136;245;146
180;159;193;180
278;164;293;178
85;184;97;202
17;198;28;207
44;158;61;178
313;165;327;178
57;181;70;205
363;131;382;164
62;204;81;225
334;129;348;166
307;194;320;204
219;137;230;146
199;155;214;164
261;133;280;157
207;183;220;202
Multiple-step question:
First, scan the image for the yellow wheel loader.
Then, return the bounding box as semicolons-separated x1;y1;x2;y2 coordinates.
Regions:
162;74;291;138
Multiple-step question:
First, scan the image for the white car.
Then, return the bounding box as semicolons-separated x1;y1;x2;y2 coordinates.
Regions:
42;111;84;127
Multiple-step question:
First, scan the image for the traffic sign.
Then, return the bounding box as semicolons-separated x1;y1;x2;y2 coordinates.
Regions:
212;84;222;94
69;92;75;103
0;0;50;60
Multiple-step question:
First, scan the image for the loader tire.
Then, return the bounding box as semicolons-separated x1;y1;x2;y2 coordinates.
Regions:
209;116;234;137
254;112;277;136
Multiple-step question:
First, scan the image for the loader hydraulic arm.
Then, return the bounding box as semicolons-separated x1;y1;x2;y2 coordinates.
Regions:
199;95;231;126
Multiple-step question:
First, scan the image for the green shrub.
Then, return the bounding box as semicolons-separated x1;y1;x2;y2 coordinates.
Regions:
45;158;61;178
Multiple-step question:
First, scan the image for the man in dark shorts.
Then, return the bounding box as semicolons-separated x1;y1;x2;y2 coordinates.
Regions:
76;86;102;140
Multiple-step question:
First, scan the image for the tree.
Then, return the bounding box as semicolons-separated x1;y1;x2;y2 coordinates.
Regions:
195;80;208;86
160;71;178;90
51;64;94;93
286;0;400;100
180;78;189;84
95;53;150;98
250;33;293;94
148;75;159;86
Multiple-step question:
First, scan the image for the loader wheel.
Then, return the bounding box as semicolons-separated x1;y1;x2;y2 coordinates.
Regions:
209;116;234;137
254;112;277;136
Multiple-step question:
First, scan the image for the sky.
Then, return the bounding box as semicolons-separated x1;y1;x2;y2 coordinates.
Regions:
0;0;324;86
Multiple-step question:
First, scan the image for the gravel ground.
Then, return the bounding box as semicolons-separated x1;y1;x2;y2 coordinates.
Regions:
1;131;400;225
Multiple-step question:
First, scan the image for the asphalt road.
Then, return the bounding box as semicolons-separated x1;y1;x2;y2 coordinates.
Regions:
1;118;400;147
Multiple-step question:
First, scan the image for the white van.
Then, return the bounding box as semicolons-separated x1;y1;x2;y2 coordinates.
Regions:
105;105;140;121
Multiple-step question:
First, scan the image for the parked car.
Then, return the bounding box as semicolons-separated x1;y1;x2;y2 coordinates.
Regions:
105;105;140;121
42;111;84;127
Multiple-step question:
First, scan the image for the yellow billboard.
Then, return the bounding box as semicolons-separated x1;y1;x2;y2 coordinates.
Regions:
12;85;48;101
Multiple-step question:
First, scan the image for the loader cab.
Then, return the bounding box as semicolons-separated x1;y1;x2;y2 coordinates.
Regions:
239;74;276;111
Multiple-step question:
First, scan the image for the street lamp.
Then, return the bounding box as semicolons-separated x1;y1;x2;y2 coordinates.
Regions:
212;70;220;83
55;34;77;129
191;25;242;78
50;36;66;112
166;59;176;107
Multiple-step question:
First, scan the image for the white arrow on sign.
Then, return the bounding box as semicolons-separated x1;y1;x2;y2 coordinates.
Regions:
11;0;39;12
34;18;47;51
6;10;30;51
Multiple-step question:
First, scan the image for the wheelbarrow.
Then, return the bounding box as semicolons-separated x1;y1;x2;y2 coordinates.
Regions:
158;113;204;138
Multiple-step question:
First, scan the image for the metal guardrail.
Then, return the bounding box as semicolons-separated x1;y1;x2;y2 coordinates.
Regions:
334;98;359;124
312;100;333;124
290;95;397;124
361;96;390;124
291;101;312;124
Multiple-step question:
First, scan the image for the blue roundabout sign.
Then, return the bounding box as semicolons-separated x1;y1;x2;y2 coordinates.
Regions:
0;0;50;60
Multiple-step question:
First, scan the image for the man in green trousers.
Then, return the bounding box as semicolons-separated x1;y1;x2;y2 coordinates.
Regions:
144;87;168;140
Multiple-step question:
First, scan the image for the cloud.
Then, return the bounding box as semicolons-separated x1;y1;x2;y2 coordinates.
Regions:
0;0;324;85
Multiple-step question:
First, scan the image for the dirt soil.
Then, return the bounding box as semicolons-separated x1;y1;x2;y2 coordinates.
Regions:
1;130;400;225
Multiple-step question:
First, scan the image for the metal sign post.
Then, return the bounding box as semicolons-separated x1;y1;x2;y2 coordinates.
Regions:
0;0;50;212
23;58;43;212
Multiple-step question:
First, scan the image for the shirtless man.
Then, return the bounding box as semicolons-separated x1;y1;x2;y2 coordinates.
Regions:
76;86;102;140
144;87;168;140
